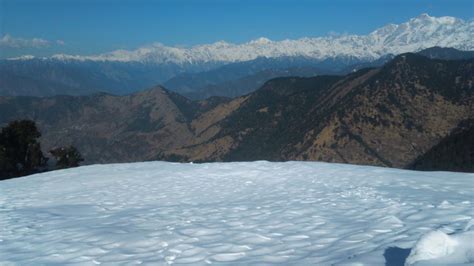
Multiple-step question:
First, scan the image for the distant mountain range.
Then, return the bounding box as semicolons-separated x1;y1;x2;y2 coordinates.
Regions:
1;14;473;98
164;56;339;99
1;52;472;171
16;14;473;64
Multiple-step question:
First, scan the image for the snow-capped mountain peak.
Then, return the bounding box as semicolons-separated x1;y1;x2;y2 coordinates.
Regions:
248;37;273;45
410;13;458;24
10;14;474;64
6;55;36;61
412;13;436;22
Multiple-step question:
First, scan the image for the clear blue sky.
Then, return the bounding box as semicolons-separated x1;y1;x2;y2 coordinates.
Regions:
0;0;473;58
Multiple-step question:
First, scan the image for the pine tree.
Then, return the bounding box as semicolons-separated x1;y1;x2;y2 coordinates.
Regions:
0;120;48;179
50;146;84;169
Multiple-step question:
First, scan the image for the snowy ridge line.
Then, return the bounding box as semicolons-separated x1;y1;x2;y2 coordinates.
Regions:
8;14;473;64
0;161;473;265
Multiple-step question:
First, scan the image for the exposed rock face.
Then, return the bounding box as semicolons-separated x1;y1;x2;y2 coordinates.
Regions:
0;53;472;169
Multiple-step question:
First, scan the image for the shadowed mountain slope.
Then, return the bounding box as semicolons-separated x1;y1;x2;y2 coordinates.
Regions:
410;119;474;172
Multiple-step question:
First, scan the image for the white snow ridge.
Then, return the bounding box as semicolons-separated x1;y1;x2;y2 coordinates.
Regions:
0;161;473;265
38;14;473;64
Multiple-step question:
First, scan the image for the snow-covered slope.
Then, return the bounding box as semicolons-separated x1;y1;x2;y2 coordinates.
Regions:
1;161;473;265
42;14;473;64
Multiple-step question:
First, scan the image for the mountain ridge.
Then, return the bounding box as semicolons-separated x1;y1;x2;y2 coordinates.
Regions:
9;14;472;64
160;53;473;168
1;53;471;171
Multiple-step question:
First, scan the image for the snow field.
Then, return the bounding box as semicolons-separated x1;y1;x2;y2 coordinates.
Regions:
0;161;473;265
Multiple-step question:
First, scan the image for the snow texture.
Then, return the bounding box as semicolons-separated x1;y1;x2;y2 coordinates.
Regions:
405;230;474;265
0;161;473;265
26;14;474;64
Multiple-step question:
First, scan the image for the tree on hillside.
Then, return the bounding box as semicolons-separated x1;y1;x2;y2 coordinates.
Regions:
0;120;48;179
50;146;84;169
